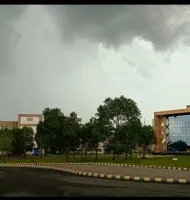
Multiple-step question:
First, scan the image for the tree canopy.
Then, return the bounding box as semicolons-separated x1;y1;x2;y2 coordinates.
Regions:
0;95;156;160
0;127;34;156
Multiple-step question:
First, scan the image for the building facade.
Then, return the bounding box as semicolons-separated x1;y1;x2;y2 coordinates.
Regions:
154;105;190;153
0;114;42;155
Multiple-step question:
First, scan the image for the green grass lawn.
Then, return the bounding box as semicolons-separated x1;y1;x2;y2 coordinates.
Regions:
1;154;190;168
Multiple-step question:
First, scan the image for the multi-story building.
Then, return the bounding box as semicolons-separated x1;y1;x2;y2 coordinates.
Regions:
0;113;42;155
154;105;190;153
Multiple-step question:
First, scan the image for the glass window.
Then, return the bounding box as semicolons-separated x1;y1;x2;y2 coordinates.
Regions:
27;117;33;122
167;114;190;152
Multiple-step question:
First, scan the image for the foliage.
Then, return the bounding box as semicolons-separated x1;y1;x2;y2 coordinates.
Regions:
36;108;82;159
88;117;105;160
120;118;142;159
138;125;156;159
0;95;157;161
0;127;34;156
0;128;13;156
169;140;187;152
96;95;142;160
11;127;34;156
21;127;34;153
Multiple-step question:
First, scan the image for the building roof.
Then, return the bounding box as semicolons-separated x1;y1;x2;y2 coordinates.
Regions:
155;106;190;117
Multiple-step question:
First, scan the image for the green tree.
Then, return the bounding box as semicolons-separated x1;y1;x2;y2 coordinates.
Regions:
36;108;64;155
67;112;81;159
138;125;156;159
96;95;141;160
11;128;22;155
0;128;13;157
68;130;80;160
36;121;46;157
22;127;34;156
169;140;187;152
104;136;124;160
36;108;83;159
88;117;105;161
120;118;142;159
58;117;72;160
50;111;82;160
78;123;91;160
11;127;34;156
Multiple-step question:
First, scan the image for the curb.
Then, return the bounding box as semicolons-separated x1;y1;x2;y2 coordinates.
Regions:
0;163;188;185
29;162;189;171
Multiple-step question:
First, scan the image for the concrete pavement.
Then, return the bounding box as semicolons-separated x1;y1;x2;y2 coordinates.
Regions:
1;162;190;184
45;163;190;180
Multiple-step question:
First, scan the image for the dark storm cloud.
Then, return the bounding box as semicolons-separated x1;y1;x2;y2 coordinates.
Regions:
47;5;190;51
0;5;27;75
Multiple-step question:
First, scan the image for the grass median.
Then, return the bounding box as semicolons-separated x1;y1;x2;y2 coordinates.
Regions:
1;155;190;168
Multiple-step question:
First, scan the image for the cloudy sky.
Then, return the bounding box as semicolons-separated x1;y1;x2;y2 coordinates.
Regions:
1;5;190;125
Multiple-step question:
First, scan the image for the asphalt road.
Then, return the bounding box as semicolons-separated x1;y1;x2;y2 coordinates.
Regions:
45;164;190;180
0;168;190;197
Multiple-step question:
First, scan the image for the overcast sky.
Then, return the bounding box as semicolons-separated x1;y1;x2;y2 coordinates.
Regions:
1;5;190;125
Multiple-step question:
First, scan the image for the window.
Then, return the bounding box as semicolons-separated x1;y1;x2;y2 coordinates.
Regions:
27;117;33;122
167;114;190;152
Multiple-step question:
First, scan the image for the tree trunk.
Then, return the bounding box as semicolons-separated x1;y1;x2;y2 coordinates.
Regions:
65;148;69;162
142;146;146;159
73;151;76;160
81;149;83;160
40;147;43;158
112;154;115;161
130;148;133;159
84;151;87;159
65;151;69;162
44;148;48;156
95;150;98;161
124;152;128;160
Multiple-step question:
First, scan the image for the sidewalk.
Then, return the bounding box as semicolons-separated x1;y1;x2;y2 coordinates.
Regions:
45;164;190;180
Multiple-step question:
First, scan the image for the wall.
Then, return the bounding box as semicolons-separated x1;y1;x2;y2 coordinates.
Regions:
154;115;167;153
0;121;18;129
18;114;42;127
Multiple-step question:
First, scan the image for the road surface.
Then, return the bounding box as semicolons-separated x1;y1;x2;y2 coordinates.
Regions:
0;167;190;196
44;164;190;180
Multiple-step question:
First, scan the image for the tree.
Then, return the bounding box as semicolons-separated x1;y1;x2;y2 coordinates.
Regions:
88;118;105;161
96;95;141;160
46;111;82;161
138;125;156;159
36;121;46;157
169;140;187;152
67;112;81;159
120;118;142;159
22;127;34;156
11;127;34;156
11;128;24;155
68;130;80;160
36;109;83;159
35;108;64;155
104;136;124;160
0;128;13;157
78;123;91;160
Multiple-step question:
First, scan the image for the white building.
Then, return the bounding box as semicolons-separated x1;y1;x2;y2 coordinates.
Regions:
18;114;42;155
